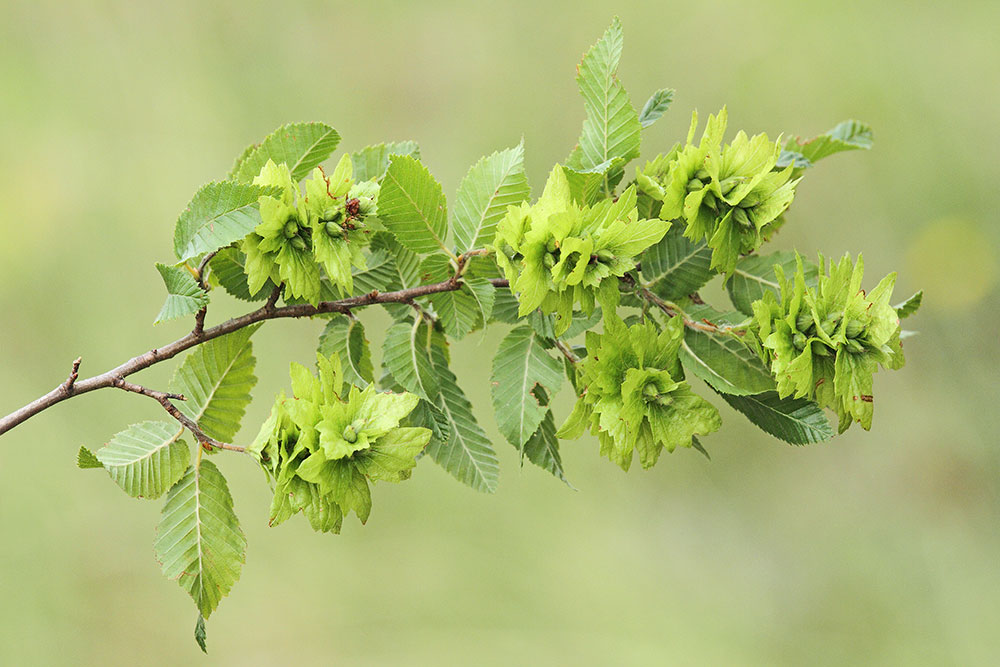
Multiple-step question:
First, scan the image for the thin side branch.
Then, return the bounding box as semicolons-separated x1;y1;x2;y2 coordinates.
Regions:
112;379;245;453
0;275;507;437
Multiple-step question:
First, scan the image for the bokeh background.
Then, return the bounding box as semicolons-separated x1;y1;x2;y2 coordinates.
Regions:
1;1;998;664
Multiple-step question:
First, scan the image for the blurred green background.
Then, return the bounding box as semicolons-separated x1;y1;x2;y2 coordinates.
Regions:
1;1;998;664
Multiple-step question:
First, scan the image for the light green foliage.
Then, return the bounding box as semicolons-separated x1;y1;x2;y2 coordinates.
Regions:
318;315;374;387
154;459;245;618
640;225;714;300
493;165;667;334
751;254;904;432
894;290;923;318
642;108;800;274
452;143;531;252
173;181;279;262
71;18;923;650
95;421;190;499
233;122;341;183
559;315;722;471
727;251;818;316
490;326;564;449
76;445;102;469
638;88;675;128
378;155;449;254
154;263;209;324
170;326;259;443
350;140;420;182
250;353;430;531
679;328;775;396
567;16;642;192
785;120;873;165
240;158;376;304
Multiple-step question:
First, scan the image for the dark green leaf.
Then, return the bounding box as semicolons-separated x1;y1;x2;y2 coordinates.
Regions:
491;326;564;448
719;391;835;445
351;141;421;182
154;263;209;324
786;120;873;164
894;290;923;319
641;225;714;300
172;181;277;262
727;251;818;316
378;155;449;254
318;315;374;387
77;445;103;469
680;330;775;395
638;88;675;128
452;143;531;252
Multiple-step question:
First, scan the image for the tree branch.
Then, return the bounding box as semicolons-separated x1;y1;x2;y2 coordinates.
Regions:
112;378;245;453
0;275;508;438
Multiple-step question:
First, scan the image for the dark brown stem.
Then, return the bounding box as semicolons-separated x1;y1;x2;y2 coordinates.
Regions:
112;379;245;453
0;276;508;437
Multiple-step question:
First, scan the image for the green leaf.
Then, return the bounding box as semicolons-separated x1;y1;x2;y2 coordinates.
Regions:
318;315;374;387
719;391;835;445
727;251;818;316
351;141;420;183
227;143;258;180
490;326;564;448
786;120;873;164
194;615;207;654
894;290;923;319
154;460;245;618
521;387;572;486
566;18;642;180
95;421;191;498
427;337;500;493
640;225;714;300
638;88;674;128
452;144;531;252
154;263;209;324
378;155;449;254
371;231;421;288
429;279;496;340
170;326;259;443
173;181;277;262
234;122;340;182
562;161;621;206
77;445;103;469
382;319;439;402
208;247;275;301
680;330;775;395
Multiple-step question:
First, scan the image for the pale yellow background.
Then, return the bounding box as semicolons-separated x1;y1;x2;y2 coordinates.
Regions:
1;1;997;664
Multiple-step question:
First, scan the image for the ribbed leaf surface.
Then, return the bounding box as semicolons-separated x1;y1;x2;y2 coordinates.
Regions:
727;251;818;316
209;247;274;301
490;326;564;448
350;141;420;182
641;226;714;300
154;460;245;618
382;319;439;402
452;144;531;251
521;387;571;486
567;17;641;176
170;327;259;443
233;122;340;182
318;315;374;387
173;181;276;261
638;88;674;128
719;391;835;445
154;263;209;324
427;338;499;493
95;421;190;498
378;155;449;254
680;330;775;396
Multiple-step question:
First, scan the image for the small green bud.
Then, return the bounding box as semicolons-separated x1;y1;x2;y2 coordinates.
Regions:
702;190;718;210
543;253;556;269
820;310;842;336
290;236;308;250
793;332;807;350
795;311;813;333
643;383;660;399
845;338;866;355
322;209;344;224
812;342;832;357
545;237;558;253
595;249;615;262
733;207;752;228
719;177;741;195
694;168;710;181
342;425;358;443
356;197;376;217
283;220;299;239
738;192;762;209
653;393;674;407
845;319;865;338
686;179;704;192
325;221;342;236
